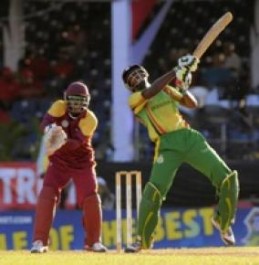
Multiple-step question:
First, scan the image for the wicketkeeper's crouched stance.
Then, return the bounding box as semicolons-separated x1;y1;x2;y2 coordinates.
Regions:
31;81;107;253
122;54;239;253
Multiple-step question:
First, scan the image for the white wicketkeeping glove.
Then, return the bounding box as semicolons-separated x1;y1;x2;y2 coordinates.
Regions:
178;54;200;72
44;124;67;156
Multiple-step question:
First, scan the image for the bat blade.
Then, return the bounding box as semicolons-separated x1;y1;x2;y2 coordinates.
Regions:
193;12;233;59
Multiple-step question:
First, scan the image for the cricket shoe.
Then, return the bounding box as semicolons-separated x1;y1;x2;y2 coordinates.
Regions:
85;242;108;252
30;240;48;253
124;241;142;253
211;217;236;246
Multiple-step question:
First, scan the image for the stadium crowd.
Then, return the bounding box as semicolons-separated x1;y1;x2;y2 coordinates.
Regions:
0;0;258;162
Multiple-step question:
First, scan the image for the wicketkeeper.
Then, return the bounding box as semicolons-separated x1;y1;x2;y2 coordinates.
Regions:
31;81;107;253
122;54;239;253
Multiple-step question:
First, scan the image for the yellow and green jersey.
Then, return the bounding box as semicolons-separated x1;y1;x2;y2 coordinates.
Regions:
128;85;189;143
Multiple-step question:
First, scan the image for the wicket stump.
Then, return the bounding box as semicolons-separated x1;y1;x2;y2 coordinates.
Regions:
115;170;142;252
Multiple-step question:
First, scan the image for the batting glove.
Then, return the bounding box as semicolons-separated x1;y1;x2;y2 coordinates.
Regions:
175;66;189;83
178;54;199;72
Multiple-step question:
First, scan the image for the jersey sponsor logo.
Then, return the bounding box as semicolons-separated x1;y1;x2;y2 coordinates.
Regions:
156;154;164;164
61;119;69;128
150;100;171;110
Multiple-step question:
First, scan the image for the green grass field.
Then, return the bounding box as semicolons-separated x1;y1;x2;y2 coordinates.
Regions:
0;247;259;265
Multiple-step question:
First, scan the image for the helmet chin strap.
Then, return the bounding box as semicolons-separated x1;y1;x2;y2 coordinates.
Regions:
134;79;150;92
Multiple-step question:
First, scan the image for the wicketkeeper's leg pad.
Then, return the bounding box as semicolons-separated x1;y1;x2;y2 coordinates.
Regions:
82;193;102;246
216;170;239;232
33;186;59;245
137;182;163;249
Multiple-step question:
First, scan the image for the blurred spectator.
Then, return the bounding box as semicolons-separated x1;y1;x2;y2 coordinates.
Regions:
223;41;242;76
201;52;233;91
50;48;75;79
62;24;87;57
223;41;250;114
18;69;45;98
0;108;11;124
0;67;21;108
97;177;115;210
19;48;50;81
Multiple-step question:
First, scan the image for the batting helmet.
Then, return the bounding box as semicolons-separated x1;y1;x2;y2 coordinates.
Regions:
66;81;89;97
122;65;149;92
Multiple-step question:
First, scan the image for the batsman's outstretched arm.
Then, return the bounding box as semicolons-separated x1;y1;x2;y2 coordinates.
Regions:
142;55;199;100
142;69;176;99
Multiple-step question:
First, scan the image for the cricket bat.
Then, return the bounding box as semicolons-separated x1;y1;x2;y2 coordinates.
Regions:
193;12;233;59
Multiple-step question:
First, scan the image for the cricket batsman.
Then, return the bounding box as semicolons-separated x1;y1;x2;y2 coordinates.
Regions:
122;54;239;252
